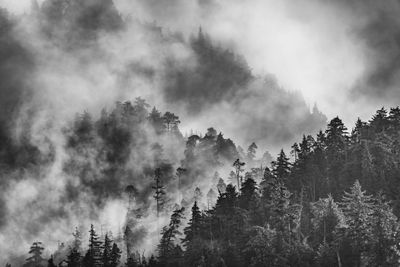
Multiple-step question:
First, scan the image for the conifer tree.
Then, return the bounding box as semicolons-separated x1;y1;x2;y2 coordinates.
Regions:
369;193;400;266
206;188;217;210
67;228;82;267
153;168;166;218
26;242;45;267
182;202;202;246
233;158;245;189
271;149;290;181
158;207;185;265
340;180;374;266
83;225;102;267
47;256;56;267
239;177;258;210
162;112;180;133
109;243;121;267
102;234;112;267
246;142;258;162
216;178;227;194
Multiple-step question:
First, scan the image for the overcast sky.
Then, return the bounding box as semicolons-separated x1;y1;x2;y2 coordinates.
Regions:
2;0;399;127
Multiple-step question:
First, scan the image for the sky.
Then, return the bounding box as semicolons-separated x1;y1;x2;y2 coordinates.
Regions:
1;0;397;127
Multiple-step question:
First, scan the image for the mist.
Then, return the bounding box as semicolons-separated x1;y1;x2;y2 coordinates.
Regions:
0;0;398;265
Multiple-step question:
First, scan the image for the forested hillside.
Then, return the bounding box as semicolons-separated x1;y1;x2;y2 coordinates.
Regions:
1;0;399;267
16;105;400;267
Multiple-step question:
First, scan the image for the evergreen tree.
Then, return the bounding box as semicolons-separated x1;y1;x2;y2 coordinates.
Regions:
206;188;217;210
340;180;374;267
83;225;102;267
271;149;290;181
148;107;164;134
110;243;121;267
102;234;112;267
216;178;227;194
158;207;185;265
239;177;257;210
182;202;202;246
47;256;56;267
67;228;82;267
369;193;400;266
246;142;258;162
25;242;45;267
153;168;166;218
162;112;180;133
233;158;245;189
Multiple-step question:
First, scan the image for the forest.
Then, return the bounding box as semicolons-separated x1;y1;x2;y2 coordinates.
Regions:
0;0;399;267
16;103;400;267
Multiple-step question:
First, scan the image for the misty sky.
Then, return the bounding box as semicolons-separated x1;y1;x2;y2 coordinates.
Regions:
2;0;398;128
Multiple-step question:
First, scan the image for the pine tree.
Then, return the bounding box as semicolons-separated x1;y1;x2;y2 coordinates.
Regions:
217;178;227;194
67;228;82;267
158;207;185;265
153;168;166;218
291;142;300;161
182;202;202;246
26;242;45;267
233;158;245;189
206;188;217;210
312;195;345;245
271;149;290;181
148;107;164;134
47;256;56;267
369;193;400;266
194;187;203;203
109;243;121;267
246;142;258;162
340;180;374;267
239;177;257;210
102;234;112;267
176;167;186;202
162;112;180;133
83;225;102;267
325;117;348;197
370;107;388;133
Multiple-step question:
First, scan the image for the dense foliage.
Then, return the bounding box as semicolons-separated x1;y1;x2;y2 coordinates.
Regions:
15;106;400;267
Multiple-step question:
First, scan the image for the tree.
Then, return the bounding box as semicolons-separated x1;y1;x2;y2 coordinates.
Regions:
247;142;258;162
176;167;186;202
83;225;102;267
370;107;388;133
162;112;180;132
102;234;112;267
109;243;121;267
239;177;258;210
369;193;400;266
158;207;185;265
182;202;202;246
25;242;45;267
194;187;203;203
233;158;245;189
153;168;166;218
271;149;290;181
217;178;226;194
325;117;348;197
149;107;164;134
47;256;56;267
291;142;300;161
340;180;374;267
207;188;217;210
325;117;348;151
244;226;277;267
67;228;82;267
